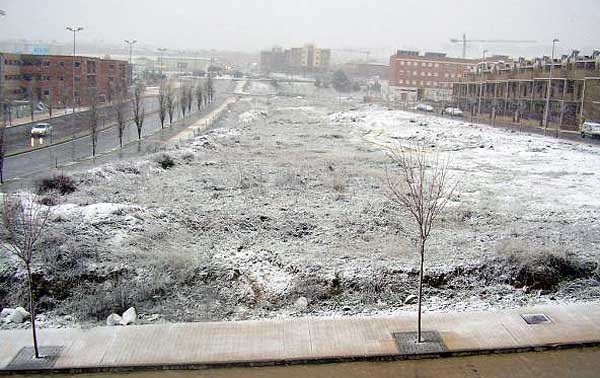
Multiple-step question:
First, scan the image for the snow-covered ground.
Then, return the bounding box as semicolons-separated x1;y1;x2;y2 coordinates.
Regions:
2;83;599;329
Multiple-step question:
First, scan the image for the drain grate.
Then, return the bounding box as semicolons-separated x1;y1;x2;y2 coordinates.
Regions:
5;346;63;370
521;313;552;325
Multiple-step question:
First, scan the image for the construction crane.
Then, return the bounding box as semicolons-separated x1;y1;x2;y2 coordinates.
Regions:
332;49;371;62
450;34;537;59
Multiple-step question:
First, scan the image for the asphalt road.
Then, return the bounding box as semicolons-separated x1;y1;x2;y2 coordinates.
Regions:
3;80;234;182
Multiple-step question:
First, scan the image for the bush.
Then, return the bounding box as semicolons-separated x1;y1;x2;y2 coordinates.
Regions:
156;153;175;169
36;174;77;195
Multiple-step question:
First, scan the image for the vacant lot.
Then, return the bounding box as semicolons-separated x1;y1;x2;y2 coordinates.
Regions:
1;81;599;328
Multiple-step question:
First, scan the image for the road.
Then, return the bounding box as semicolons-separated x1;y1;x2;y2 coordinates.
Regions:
2;80;235;181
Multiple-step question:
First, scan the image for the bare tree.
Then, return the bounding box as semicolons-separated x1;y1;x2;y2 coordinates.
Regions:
166;84;176;125
132;83;145;140
115;92;128;148
87;89;99;158
195;83;204;111
1;194;51;358
179;85;188;118
206;75;214;104
384;144;456;343
0;120;6;184
158;82;168;129
186;86;193;114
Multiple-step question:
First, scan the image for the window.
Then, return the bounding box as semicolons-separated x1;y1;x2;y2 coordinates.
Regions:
74;61;81;68
421;72;425;76
59;61;65;67
43;89;50;96
421;62;426;67
74;76;80;82
400;61;404;66
413;71;417;76
428;62;433;67
435;63;439;68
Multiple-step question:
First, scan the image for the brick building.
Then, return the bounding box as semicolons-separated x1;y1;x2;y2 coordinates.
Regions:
389;50;477;101
0;52;131;117
451;51;600;131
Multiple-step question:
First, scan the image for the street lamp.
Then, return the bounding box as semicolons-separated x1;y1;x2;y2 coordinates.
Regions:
157;48;167;78
66;26;84;114
125;40;137;83
124;39;137;65
543;38;559;134
477;50;488;116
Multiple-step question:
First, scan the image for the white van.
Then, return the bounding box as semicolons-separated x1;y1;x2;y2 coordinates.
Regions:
581;120;600;138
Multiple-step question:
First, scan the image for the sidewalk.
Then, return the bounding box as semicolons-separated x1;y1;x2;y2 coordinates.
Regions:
1;303;600;373
168;97;237;144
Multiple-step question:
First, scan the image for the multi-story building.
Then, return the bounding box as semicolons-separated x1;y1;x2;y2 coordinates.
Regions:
342;62;389;80
0;52;131;116
389;50;477;101
450;50;600;131
260;44;331;74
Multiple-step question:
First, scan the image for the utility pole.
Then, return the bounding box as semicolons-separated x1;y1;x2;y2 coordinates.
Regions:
543;38;559;134
478;50;488;116
66;26;83;114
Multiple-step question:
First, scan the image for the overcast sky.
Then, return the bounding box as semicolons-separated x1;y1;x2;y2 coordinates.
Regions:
0;0;598;58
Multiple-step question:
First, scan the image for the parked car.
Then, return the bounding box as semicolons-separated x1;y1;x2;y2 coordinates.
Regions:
416;103;434;112
445;107;463;116
581;120;600;138
30;123;53;137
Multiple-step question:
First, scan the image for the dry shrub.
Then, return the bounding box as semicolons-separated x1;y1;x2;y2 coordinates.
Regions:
156;153;175;169
332;173;347;193
36;174;77;195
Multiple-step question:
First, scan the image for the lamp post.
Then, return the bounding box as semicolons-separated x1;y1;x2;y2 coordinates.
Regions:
157;48;167;78
543;38;559;134
125;40;137;84
124;39;137;64
477;50;488;117
66;26;83;114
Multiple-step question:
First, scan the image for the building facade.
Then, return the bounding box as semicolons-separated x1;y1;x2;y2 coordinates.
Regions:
260;44;331;74
342;62;389;80
0;52;131;117
450;51;600;131
389;50;477;101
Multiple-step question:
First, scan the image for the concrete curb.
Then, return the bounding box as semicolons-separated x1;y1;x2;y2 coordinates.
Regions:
1;338;599;375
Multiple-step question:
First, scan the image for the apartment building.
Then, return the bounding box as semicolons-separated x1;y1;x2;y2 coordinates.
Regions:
451;50;600;131
0;52;131;116
260;44;331;74
389;50;477;101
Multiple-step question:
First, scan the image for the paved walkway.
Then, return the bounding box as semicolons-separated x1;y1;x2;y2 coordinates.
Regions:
168;97;238;145
1;303;600;373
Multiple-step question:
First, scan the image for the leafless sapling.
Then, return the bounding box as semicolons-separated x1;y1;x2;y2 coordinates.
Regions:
179;85;188;118
206;75;214;104
132;83;145;140
158;82;168;129
0;119;5;184
1;194;51;358
186;86;193;114
87;89;99;157
115;92;128;148
195;83;204;111
166;84;176;125
384;144;456;343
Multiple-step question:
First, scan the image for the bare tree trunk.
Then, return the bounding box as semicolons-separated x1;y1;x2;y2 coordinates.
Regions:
417;238;425;343
26;264;40;358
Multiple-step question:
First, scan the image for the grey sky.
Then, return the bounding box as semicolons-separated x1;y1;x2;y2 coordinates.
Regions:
0;0;598;58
